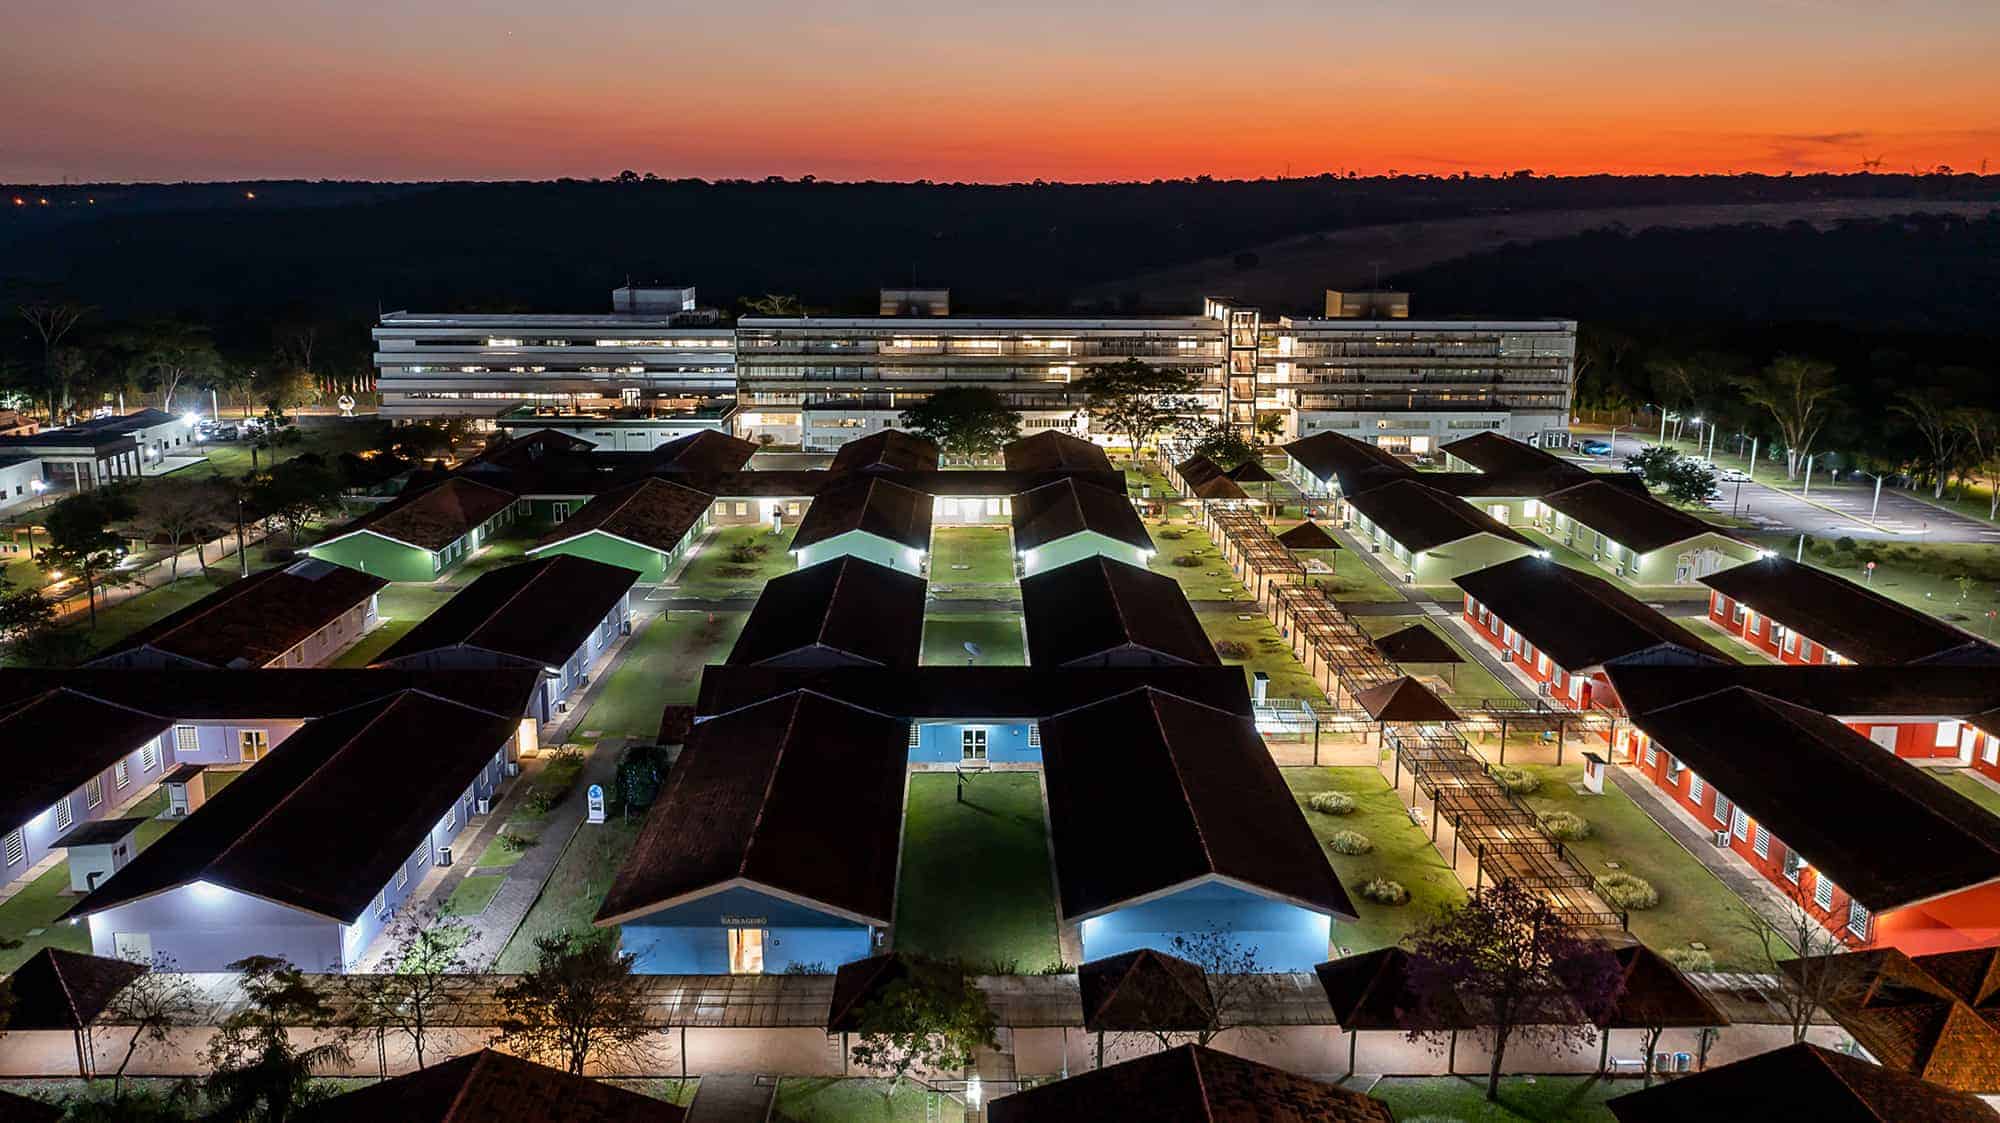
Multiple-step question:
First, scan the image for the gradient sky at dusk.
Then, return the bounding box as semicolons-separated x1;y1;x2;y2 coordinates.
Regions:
6;0;1998;183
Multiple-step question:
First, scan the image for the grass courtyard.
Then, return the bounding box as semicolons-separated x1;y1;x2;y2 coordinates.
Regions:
1142;518;1252;602
1351;614;1518;707
1197;609;1323;701
1936;770;2000;820
1368;1075;1622;1121
1517;764;1767;971
928;525;1015;595
1284;767;1465;955
494;817;642;973
895;773;1061;973
921;614;1027;667
775;1078;965;1123
573;611;745;739
674;523;796;598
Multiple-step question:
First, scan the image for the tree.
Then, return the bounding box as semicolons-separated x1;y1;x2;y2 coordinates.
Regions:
1736;356;1839;479
17;299;88;421
98;956;202;1096
202;955;351;1122
0;570;54;655
137;322;223;413
1643;355;1701;444
254;365;318;414
899;387;1020;460
354;909;472;1074
492;933;654;1075
1890;388;1973;499
1405;881;1624;1103
250;456;342;546
207;362;259;419
130;477;226;582
738;293;803;315
1656;457;1718;505
41;488;138;629
1743;878;1861;1044
1624;445;1679;485
1074;359;1203;464
1156;924;1277;1049
848;956;996;1102
1253;411;1285;445
1181;420;1256;470
1963;409;2000;520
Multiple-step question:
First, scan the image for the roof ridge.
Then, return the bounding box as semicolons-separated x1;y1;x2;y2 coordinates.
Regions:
441;1050;487;1122
458;557;559;647
735;693;806;880
1149;692;1218;878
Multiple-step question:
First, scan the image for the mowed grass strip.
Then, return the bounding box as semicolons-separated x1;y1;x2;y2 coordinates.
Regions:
894;773;1060;972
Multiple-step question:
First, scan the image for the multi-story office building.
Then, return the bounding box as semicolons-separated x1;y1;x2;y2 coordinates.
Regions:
374;286;1575;454
372;286;736;450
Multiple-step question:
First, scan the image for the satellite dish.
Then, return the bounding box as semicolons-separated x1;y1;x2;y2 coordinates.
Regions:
963;641;983;657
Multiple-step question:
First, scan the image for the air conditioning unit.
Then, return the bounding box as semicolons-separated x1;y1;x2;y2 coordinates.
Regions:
1712;829;1732;848
555;698;571;715
476;798;491;815
436;846;453;867
620;618;633;636
504;762;521;778
1501;650;1514;662
1537;682;1553;697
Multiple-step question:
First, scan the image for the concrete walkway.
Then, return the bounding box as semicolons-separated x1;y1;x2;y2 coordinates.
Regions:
1607;765;1802;937
684;1074;774;1123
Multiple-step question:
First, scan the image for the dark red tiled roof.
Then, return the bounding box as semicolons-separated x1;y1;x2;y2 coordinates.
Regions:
651;428;759;474
2;948;148;1030
337;476;519;551
377;555;638;668
1276;521;1342;551
93;560;387;669
828;429;940;473
989;1044;1394;1123
1077;949;1215;1034
826;953;910;1032
0;690;172;836
293;1049;686;1122
1020;556;1217;668
727;556;927;670
1344;478;1532;551
1353;676;1460;723
1455;556;1728;671
1011;477;1153;554
1606;1042;2000;1122
1701;555;2000;666
536;476;714;554
1542;478;1747;555
1440;431;1580;477
1002;431;1114;474
1370;624;1461;665
1784;948;2000;1091
1597;944;1728;1030
1315;947;1469;1031
790;475;934;552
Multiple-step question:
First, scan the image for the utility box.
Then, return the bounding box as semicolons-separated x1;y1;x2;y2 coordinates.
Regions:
1581;751;1607;795
162;763;208;818
59;817;148;893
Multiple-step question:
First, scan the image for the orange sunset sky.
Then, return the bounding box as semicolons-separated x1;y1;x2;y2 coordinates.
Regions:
4;0;1997;183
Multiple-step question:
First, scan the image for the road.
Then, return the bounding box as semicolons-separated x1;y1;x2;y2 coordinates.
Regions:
1568;429;2000;544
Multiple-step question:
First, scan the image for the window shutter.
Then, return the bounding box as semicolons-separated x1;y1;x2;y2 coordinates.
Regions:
4;830;23;866
1814;874;1835;910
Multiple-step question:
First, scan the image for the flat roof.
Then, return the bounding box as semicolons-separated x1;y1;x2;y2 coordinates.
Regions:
1011;477;1153;554
1701;556;1999;666
1456;557;1727;671
1040;688;1356;922
68;691;521;925
726;556;927;670
376;555;639;668
89;561;388;669
596;691;910;927
1020;556;1217;668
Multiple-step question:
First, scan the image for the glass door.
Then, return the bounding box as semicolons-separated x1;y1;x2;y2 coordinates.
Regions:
961;728;988;764
727;928;765;974
240;729;269;762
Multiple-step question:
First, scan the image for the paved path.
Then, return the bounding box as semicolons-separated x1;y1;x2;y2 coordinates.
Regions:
685;1074;774;1123
1607;766;1800;937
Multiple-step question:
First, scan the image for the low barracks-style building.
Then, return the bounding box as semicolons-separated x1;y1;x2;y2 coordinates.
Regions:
375;286;1576;449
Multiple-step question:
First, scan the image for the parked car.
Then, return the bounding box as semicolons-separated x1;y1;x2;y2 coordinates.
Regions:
1579;439;1614;456
1718;467;1751;482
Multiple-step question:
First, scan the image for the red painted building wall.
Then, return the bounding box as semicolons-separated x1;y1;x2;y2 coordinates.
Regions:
1706;591;1840;665
1462;595;1604;712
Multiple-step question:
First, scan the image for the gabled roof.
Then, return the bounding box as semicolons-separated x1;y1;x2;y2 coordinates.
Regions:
828;429;940;473
650;428;759;474
1353;676;1460;723
1606;1042;2000;1123
727;556;926;670
1702;556;2000;666
1370;624;1462;665
0;1090;62;1123
533;476;713;554
293;1049;686;1123
1542;478;1748;555
1782;948;2000;1091
1020;556;1217;668
1040;688;1356;922
1175;455;1227;488
596;691;909;927
1282;431;1414;495
92;560;387;669
2;948;148;1031
330;476;519;551
1920;947;2000;1010
1455;557;1728;671
1605;664;2000;721
1077;949;1216;1033
1315;947;1468;1031
376;555;639;668
695;665;1254;723
790;475;934;552
1343;478;1533;551
1226;459;1276;483
1176;456;1251;501
1630;687;2000;912
0;689;172;835
826;953;910;1032
988;1044;1395;1123
0;668;543;722
1441;431;1581;477
1010;477;1153;554
68;690;521;925
1596;944;1728;1030
1003;431;1114;474
1276;520;1341;551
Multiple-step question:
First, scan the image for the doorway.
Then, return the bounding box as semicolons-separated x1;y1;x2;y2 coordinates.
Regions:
240;729;269;762
727;928;765;974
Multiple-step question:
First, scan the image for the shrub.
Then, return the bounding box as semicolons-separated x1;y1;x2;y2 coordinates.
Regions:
1307;791;1356;815
1171;555;1203;568
716;565;759;578
782;961;831;975
1836;536;1857;552
498;831;538;853
1596;871;1660;910
1663;948;1715;973
1358;878;1409;905
1538;810;1591;841
1156;529;1186;540
1213;639;1251;659
1327;830;1374;855
1492;766;1541;795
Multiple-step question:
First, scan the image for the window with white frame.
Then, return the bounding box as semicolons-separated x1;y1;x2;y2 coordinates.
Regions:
907;722;922;748
1732;807;1750;841
395;863;408;889
86;777;103;809
55;798;73;832
115;760;130;789
1644;743;1658;766
1784;631;1798;654
1754;824;1770;858
961;728;988;763
4;829;23;866
140;743;160;772
1688;775;1705;806
1713;792;1732;825
444;805;456;833
1028;722;1041;748
1848;900;1870;940
1814;873;1835;911
174;726;199;753
1782;849;1803;882
1535;652;1550;675
1937;721;1963;749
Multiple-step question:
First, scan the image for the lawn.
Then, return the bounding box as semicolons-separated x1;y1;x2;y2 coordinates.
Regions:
1197;609;1324;701
1314;555;1408;605
921;614;1027;667
1518;765;1767;971
1368;1075;1622;1121
442;874;505;917
475;833;530;869
162;418;393;482
1143;518;1251;602
774;1078;965;1123
928;525;1016;594
1284;767;1465;955
329;583;456;667
0;773;242;972
573;611;745;739
1750;534;2000;632
674;523;797;598
1936;771;2000;820
494;817;641;973
895;773;1061;972
1352;615;1518;706
509;751;589;824
1684;615;1775;664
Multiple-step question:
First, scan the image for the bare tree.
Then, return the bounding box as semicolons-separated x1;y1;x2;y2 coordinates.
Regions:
1736;356;1839;479
17;299;88;420
493;933;656;1075
97;956;203;1095
1962;409;2000;520
130;477;226;582
354;909;473;1073
1742;875;1859;1043
142;326;222;413
1891;390;1973;499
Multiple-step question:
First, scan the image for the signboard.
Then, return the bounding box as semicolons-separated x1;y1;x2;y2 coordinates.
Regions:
586;783;606;823
720;916;768;926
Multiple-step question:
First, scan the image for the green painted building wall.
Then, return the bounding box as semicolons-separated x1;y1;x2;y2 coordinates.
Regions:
795;529;924;576
306;531;437;583
1019;531;1147;578
531;532;677;584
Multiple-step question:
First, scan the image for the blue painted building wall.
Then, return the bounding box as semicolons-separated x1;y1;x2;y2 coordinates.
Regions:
908;721;1040;765
619;885;876;975
1078;881;1333;972
4;733;169;891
